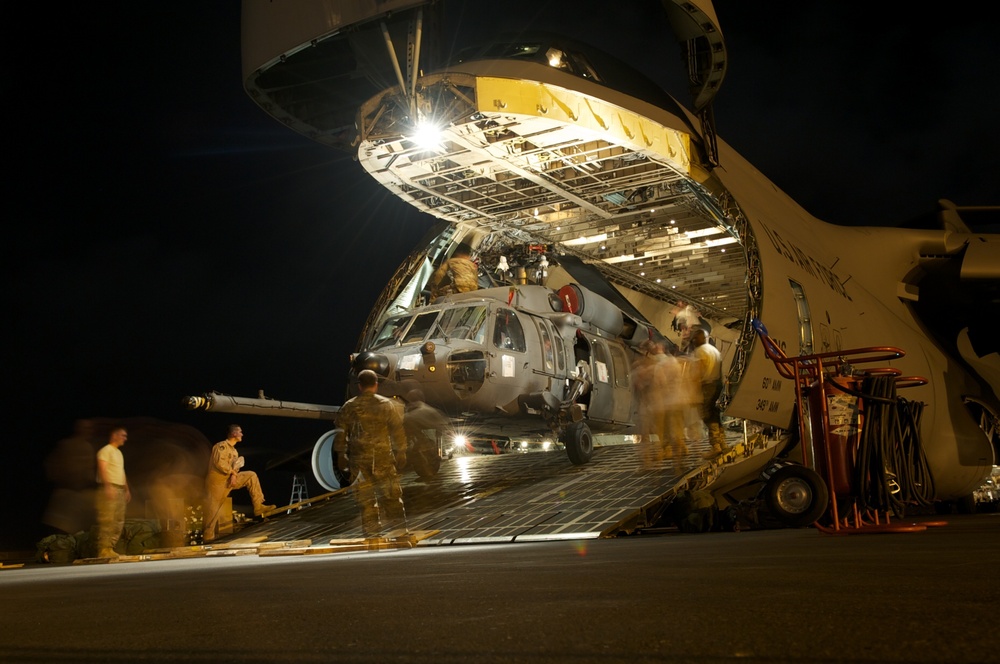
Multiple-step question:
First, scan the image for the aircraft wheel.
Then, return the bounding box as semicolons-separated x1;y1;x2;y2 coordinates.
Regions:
764;465;829;527
409;436;442;480
563;422;594;465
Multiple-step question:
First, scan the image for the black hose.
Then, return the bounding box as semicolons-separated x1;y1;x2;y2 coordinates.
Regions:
893;397;935;508
850;375;933;516
853;375;894;513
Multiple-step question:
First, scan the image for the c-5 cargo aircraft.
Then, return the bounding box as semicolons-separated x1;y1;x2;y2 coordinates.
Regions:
187;1;999;526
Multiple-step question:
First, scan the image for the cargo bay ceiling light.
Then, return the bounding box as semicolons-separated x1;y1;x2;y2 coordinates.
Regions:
410;119;445;151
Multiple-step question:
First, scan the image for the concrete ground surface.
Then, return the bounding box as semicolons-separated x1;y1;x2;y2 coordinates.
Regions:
1;513;997;663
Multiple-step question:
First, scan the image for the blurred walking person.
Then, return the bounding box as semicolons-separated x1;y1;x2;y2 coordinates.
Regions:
691;328;729;458
403;389;449;479
654;344;688;462
631;340;662;467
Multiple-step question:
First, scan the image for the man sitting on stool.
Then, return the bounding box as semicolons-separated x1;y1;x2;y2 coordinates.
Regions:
203;424;275;542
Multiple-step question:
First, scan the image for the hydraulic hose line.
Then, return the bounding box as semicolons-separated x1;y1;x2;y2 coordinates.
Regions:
851;375;934;516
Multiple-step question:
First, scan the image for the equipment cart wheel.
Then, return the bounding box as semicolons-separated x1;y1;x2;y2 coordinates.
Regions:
764;465;830;527
562;422;594;465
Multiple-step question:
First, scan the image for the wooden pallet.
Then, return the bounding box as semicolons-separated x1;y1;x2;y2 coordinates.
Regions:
261;530;440;557
72;538;316;564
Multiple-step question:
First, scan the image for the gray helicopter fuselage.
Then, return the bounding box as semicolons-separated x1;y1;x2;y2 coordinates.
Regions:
353;284;639;439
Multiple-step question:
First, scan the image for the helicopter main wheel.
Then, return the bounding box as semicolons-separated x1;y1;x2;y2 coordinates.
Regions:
562;422;594;465
764;465;830;527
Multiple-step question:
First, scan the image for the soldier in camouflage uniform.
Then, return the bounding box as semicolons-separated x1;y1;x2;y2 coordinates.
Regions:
334;370;408;537
429;242;479;299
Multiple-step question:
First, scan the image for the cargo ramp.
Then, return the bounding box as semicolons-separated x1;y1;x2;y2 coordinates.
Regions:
228;431;787;547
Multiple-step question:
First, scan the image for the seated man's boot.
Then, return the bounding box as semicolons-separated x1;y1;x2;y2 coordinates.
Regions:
254;503;277;517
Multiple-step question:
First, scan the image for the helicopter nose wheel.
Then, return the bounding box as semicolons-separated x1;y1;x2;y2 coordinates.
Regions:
562;421;594;465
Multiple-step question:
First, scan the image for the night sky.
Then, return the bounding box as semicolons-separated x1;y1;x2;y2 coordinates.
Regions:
4;2;997;549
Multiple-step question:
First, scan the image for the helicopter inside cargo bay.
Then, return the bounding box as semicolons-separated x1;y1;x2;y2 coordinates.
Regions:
349;227;694;467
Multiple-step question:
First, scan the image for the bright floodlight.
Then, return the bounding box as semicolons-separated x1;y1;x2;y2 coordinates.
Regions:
411;120;444;150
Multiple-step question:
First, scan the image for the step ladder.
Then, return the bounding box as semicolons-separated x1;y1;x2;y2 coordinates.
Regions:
288;474;310;513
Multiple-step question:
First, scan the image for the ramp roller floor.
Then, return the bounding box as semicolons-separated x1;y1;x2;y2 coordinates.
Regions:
226;432;777;547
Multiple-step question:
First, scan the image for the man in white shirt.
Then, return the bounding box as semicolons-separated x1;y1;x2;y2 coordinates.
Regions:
95;427;130;559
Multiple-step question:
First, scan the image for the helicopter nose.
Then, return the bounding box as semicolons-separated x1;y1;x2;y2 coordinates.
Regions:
352;351;390;376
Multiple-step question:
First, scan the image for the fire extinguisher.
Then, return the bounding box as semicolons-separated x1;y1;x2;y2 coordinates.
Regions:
808;375;863;496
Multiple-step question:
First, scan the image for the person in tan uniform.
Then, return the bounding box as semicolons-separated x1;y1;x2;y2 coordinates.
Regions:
633;341;687;467
95;426;130;559
691;328;729;458
429;243;479;299
652;343;688;461
203;424;274;543
631;340;661;468
334;370;408;538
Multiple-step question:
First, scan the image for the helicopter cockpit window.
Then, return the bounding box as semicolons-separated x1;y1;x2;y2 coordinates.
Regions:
456;40;603;84
554;332;566;373
401;311;441;345
371;315;412;349
592;339;610;383
492;43;541;59
536;320;554;372
437;305;488;345
567;50;600;81
545;47;572;71
493;308;526;352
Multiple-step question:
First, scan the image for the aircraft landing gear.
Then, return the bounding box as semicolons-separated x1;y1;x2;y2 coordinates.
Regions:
562;421;593;465
763;464;829;527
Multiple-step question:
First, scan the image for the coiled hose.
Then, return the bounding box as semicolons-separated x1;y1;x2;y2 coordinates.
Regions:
850;374;934;515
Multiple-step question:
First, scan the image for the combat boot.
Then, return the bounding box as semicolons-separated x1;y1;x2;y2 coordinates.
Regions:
254;503;277;517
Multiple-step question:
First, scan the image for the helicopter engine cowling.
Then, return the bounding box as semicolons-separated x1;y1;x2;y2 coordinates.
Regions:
557;284;624;337
311;429;345;492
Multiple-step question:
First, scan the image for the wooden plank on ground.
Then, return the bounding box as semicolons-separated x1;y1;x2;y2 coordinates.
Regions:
75;552;183;564
256;539;313;550
261;531;438;557
258;488;348;517
261;544;369;556
226;536;270;547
